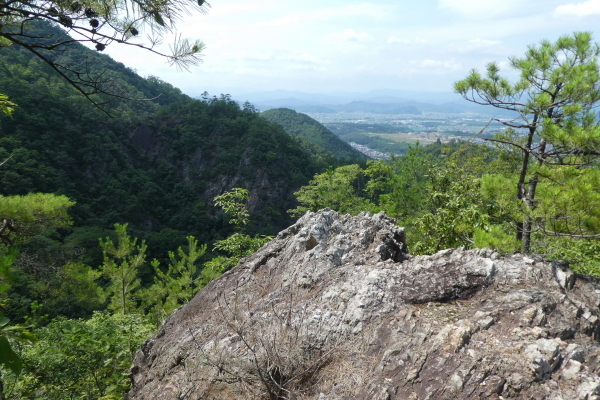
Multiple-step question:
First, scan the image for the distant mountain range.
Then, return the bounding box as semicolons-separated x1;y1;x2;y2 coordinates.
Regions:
197;88;463;105
197;89;515;117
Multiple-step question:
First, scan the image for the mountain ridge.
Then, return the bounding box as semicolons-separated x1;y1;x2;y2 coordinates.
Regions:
260;108;369;163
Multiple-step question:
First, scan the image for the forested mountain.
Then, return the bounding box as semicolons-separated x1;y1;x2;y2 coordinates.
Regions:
260;108;369;163
0;22;323;248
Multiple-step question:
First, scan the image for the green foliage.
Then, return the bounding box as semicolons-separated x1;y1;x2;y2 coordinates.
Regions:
0;335;21;376
0;251;22;377
202;189;272;279
99;224;146;314
455;32;600;253
290;141;525;255
290;144;437;222
4;312;154;400
0;30;322;244
0;194;74;389
290;164;374;217
214;188;251;231
474;226;520;254
202;233;270;277
260;108;368;163
0;93;16;117
535;235;600;275
212;232;267;259
1;3;205;111
0;316;34;375
57;262;105;312
479;174;520;221
0;193;74;245
1;233;107;323
140;236;206;325
291;130;600;273
63;226;116;267
411;167;488;254
533;165;600;235
364;145;433;220
0;249;34;383
0;249;18;296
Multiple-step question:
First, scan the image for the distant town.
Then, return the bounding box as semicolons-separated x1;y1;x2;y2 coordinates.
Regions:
305;111;512;159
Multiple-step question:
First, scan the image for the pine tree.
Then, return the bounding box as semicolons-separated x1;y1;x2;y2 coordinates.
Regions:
99;223;146;314
455;32;600;252
140;236;206;324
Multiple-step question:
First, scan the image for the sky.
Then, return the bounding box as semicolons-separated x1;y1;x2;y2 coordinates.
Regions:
102;0;600;97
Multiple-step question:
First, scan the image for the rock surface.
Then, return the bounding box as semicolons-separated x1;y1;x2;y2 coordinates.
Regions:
128;209;600;400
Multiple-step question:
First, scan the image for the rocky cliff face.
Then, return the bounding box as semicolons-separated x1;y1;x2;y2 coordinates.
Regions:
128;209;600;400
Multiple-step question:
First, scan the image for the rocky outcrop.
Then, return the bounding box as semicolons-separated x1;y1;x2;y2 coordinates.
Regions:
128;209;600;400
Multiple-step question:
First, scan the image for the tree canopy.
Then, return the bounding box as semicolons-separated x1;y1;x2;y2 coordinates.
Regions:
260;108;369;164
455;32;600;253
0;193;74;246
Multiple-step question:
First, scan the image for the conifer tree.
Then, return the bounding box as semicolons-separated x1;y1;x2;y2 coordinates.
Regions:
99;223;146;314
140;236;206;324
455;32;600;252
0;193;74;246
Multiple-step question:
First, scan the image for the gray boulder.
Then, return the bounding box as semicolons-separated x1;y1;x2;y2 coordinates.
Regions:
128;209;600;400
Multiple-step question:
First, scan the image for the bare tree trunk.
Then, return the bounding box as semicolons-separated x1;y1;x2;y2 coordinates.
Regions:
521;137;548;253
515;115;548;254
521;176;539;253
521;217;533;254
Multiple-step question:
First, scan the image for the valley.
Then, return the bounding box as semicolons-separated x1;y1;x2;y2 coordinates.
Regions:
251;93;514;158
310;111;508;157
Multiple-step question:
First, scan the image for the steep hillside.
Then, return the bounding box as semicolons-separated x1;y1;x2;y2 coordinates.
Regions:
127;99;321;235
0;22;322;244
260;108;369;163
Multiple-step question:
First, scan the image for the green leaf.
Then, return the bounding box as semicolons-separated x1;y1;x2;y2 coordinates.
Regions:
0;316;9;327
0;93;17;117
0;335;23;375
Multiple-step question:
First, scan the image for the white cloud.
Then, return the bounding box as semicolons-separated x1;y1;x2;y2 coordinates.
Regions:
309;4;390;21
102;0;600;94
438;0;525;17
449;38;502;53
200;50;331;76
387;36;428;44
288;64;327;71
554;0;600;16
331;29;374;43
276;53;331;65
415;59;461;70
467;38;501;47
249;3;390;29
208;1;271;17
